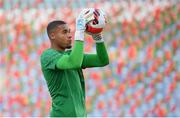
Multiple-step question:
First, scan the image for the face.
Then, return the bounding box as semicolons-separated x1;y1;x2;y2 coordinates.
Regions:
50;24;72;51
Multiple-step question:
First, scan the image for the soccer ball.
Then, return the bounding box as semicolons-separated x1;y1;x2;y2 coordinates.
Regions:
85;8;106;34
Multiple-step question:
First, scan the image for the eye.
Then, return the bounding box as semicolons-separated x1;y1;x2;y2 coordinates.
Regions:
63;30;68;34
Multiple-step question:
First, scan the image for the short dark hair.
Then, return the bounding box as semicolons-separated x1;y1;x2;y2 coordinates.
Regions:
47;20;66;38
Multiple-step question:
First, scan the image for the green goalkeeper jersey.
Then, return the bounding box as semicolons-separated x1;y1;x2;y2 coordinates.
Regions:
40;41;109;117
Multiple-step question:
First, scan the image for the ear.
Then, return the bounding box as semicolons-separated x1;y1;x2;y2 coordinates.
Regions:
50;32;55;40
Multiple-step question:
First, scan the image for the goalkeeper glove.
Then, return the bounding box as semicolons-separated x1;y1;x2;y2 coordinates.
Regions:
92;9;106;29
75;8;95;41
90;9;106;43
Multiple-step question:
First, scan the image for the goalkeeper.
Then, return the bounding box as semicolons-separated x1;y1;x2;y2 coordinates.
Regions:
40;9;109;117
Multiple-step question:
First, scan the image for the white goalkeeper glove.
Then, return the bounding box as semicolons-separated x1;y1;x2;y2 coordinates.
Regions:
91;9;106;29
75;8;95;41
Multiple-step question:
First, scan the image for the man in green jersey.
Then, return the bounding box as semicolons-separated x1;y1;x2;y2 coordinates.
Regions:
40;9;109;117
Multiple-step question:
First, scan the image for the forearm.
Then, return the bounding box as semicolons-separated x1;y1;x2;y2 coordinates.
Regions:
56;41;84;69
69;41;84;66
82;42;109;68
96;42;109;65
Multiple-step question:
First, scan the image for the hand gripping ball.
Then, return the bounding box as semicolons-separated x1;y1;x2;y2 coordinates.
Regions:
85;8;106;34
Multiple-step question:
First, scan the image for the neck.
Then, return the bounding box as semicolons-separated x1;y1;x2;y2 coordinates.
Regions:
51;42;65;51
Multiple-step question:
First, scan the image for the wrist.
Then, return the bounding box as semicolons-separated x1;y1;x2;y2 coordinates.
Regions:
95;39;104;43
75;31;84;41
92;34;104;43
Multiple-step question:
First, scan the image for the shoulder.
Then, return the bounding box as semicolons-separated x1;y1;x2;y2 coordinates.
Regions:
40;48;63;63
41;48;64;57
40;48;65;69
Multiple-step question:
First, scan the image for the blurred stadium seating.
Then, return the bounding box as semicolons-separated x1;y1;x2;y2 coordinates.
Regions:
0;0;180;117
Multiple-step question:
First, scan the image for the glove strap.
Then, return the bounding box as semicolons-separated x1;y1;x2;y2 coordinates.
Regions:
92;33;104;43
75;31;84;41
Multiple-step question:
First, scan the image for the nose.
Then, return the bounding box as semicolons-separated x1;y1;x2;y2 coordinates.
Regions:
68;34;72;38
69;34;72;38
68;33;72;40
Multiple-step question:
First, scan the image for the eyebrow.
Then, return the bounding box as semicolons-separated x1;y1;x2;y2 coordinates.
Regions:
62;28;70;32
